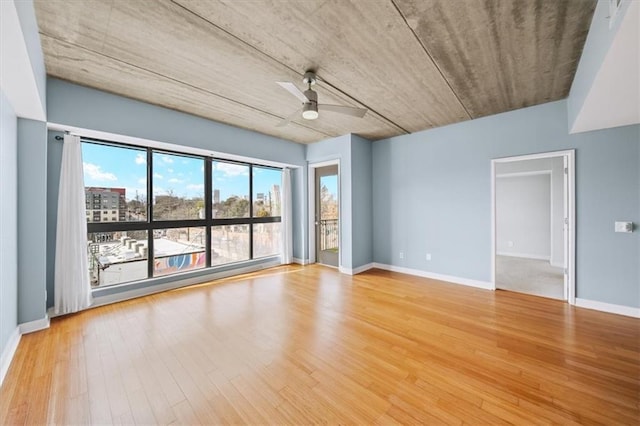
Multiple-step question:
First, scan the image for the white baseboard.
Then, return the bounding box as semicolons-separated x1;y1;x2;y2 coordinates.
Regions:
19;316;50;334
550;261;565;268
372;263;494;290
339;263;374;275
293;257;309;265
575;298;640;318
496;252;550;261
0;327;21;386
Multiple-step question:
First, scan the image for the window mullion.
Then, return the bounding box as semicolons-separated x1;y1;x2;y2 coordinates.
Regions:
205;158;212;268
147;147;154;278
249;165;254;259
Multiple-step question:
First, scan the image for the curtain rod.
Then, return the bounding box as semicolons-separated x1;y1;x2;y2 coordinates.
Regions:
54;130;71;140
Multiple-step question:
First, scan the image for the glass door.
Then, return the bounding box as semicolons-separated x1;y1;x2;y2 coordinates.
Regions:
315;165;339;267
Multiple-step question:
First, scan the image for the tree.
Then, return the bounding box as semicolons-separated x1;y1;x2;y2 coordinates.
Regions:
215;196;249;218
320;184;338;219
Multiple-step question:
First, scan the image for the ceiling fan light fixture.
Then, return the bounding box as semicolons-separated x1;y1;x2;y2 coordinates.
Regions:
302;108;319;120
302;102;319;120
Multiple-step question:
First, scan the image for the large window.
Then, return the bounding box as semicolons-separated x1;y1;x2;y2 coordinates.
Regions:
82;140;282;288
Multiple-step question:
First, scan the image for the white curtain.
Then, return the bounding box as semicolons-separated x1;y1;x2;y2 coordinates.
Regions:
280;167;293;264
54;134;92;314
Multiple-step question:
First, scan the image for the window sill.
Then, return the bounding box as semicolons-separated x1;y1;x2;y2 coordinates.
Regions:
89;256;281;308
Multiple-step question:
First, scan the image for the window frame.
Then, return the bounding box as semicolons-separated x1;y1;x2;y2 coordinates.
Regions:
83;137;282;286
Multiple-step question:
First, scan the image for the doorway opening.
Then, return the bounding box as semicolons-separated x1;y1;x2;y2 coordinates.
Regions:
491;151;575;303
308;161;340;268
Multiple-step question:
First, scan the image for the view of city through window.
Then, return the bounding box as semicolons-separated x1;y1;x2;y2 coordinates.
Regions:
82;141;282;288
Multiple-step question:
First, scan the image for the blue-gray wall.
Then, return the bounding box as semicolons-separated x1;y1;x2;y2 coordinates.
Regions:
46;131;63;310
17;118;48;323
0;90;19;356
47;79;305;166
373;99;640;308
350;135;373;269
46;79;307;307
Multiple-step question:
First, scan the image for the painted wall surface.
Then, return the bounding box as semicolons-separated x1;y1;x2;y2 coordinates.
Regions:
17;118;48;323
13;0;46;117
0;90;18;356
45;78;306;307
350;135;373;269
306;134;353;269
45;132;63;309
372;100;640;308
568;0;632;131
47;79;305;166
496;174;551;259
497;157;565;266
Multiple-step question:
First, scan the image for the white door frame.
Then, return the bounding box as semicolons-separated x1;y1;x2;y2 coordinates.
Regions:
308;159;341;267
491;150;576;304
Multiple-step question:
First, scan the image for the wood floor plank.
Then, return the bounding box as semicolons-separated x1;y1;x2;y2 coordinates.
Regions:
1;265;638;425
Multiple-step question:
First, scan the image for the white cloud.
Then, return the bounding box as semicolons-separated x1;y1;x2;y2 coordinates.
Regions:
135;154;146;165
161;155;174;164
153;173;163;179
168;178;184;184
214;162;248;177
83;162;117;181
167;168;174;173
186;184;204;191
137;178;146;185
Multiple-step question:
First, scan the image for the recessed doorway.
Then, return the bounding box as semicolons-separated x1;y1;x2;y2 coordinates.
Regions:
491;151;575;303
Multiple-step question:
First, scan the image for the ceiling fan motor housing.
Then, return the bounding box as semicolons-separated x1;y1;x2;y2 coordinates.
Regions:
302;89;319;119
303;89;318;105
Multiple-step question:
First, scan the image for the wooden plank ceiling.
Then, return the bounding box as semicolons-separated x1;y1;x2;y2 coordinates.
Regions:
34;0;596;144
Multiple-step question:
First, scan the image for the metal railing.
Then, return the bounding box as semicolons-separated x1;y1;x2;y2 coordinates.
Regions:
320;219;338;251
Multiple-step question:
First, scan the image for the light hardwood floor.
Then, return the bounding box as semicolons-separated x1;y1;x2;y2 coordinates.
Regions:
1;265;639;425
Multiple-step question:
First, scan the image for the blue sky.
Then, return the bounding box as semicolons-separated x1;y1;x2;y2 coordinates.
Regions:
82;143;281;202
321;175;338;198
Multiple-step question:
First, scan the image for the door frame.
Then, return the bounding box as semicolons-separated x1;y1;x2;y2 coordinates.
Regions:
491;150;576;304
308;159;341;267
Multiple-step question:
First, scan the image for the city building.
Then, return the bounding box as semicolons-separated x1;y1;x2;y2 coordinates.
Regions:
270;184;281;216
84;187;126;222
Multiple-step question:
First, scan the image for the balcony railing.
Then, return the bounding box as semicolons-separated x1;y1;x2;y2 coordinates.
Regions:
320;219;338;251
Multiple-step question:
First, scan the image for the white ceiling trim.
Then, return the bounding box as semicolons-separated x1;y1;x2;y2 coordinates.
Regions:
0;0;45;121
570;0;640;134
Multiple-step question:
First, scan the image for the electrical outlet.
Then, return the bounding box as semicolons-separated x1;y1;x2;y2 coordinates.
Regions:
615;221;633;233
399;251;404;259
426;253;431;261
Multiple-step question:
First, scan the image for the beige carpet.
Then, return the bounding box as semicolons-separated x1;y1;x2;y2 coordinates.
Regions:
496;255;564;300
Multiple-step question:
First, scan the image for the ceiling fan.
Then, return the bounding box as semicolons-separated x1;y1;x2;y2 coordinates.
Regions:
276;71;367;127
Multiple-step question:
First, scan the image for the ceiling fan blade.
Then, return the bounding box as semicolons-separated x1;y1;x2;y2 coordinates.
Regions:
276;108;303;127
318;104;367;118
276;82;309;103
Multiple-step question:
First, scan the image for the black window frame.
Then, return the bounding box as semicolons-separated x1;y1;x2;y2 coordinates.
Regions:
82;138;282;286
